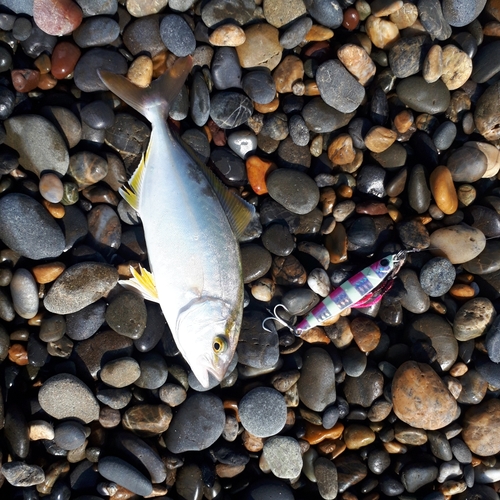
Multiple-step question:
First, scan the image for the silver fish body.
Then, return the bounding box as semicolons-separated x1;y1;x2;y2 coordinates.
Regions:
99;58;252;387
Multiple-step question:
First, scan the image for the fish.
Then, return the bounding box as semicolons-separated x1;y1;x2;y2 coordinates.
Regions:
98;57;255;388
293;250;411;334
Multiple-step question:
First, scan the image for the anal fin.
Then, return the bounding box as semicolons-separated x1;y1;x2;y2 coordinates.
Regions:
119;265;159;303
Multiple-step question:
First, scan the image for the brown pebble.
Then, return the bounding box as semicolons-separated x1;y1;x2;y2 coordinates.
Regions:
342;7;360;30
11;69;40;93
39;173;64;204
394;110;414;133
28;312;44;326
216;464;245;478
82;184;120;205
344;424;376;449
305;25;334;42
236;23;282;70
450;362;468;377
356;202;388;215
8;344;29;365
337;185;353;199
328;134;356;165
254;98;280;113
152;50;168;79
242;430;263;452
51;41;81;79
34;54;51;75
209;24;246;47
423;44;443;83
389;3;418;29
99;407;121;428
394;422;428;445
441;45;472;91
273;55;304;94
127;55;153;88
483;20;500;36
325;223;348;264
364;126;397;153
371;0;403;16
429;165;458;215
320;187;336;215
303;422;344;445
271;255;307;286
392;360;458;430
350;316;381;352
462;399;500;456
449;284;475;299
383;441;407;454
304;81;321;96
38;73;58;90
365;15;400;49
300;326;330;344
337;44;376;86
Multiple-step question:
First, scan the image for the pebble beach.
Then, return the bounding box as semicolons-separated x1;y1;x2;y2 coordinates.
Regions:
0;0;500;499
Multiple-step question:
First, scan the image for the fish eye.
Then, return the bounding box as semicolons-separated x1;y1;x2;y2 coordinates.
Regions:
213;336;227;354
380;258;390;268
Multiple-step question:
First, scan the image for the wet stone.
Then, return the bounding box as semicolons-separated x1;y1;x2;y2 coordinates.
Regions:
262;223;295;256
122;403;172;436
466;206;500;238
38;373;99;423
397;219;430;250
389;35;432;78
447;146;487;183
239;387;287;438
356;165;386;198
302;97;355;133
164;393;225;453
401;462;439;493
430;225;486;265
472;41;500;84
87;205;121;250
316;60;365;113
105;291;147;340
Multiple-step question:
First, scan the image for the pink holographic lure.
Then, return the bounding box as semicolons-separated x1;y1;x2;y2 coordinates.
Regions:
294;250;411;335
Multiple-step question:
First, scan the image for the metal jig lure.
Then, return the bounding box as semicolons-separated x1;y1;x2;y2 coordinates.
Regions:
263;249;417;336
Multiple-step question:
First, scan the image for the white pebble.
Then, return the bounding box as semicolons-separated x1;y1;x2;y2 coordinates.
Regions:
308;268;331;297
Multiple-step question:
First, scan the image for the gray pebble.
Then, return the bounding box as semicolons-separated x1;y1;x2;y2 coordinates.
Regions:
190;71;210;127
164;393;225;453
80;101;115;130
419;257;456;297
105;291;147;339
316;60;365;113
38;373;100;423
201;0;255;27
442;0;487;27
262;436;303;479
10;268;38;320
289;114;310;146
433;121;457;150
305;0;343;28
298;348;336;412
66;300;106;341
72;17;120;48
134;352;168;390
160;14;195;57
1;462;45;487
280;17;313;49
397;76;450;114
54;421;87;451
302;97;355;133
210;91;253;129
266;168;320;215
242;69;275;104
239;388;287;440
98;456;153;497
314;457;338;500
212;47;242;90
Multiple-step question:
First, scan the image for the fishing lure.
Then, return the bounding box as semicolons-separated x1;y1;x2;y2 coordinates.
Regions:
264;249;416;336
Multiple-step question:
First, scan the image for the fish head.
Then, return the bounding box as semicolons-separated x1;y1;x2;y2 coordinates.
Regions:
176;297;240;388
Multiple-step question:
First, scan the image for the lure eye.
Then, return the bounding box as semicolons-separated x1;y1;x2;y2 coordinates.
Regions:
380;258;390;268
213;336;227;354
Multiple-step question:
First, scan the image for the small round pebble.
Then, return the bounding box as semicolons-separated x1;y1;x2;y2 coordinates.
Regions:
54;421;87;450
239;387;287;438
160;14;195;57
419;257;456;297
100;357;141;388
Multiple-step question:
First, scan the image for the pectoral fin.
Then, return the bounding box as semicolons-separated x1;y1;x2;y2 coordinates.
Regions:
119;265;159;303
118;148;148;213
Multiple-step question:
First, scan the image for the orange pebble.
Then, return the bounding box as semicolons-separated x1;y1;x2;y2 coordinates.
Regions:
449;284;475;299
337;185;353;199
38;73;58;90
304;81;321;96
254;97;279;114
9;344;29;365
152;50;168;78
31;262;66;284
302;421;344;445
299;326;331;344
246;155;276;195
455;273;474;284
51;41;81;79
42;199;65;219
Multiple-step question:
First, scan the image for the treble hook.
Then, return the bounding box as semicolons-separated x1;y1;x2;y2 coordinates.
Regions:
262;304;298;335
